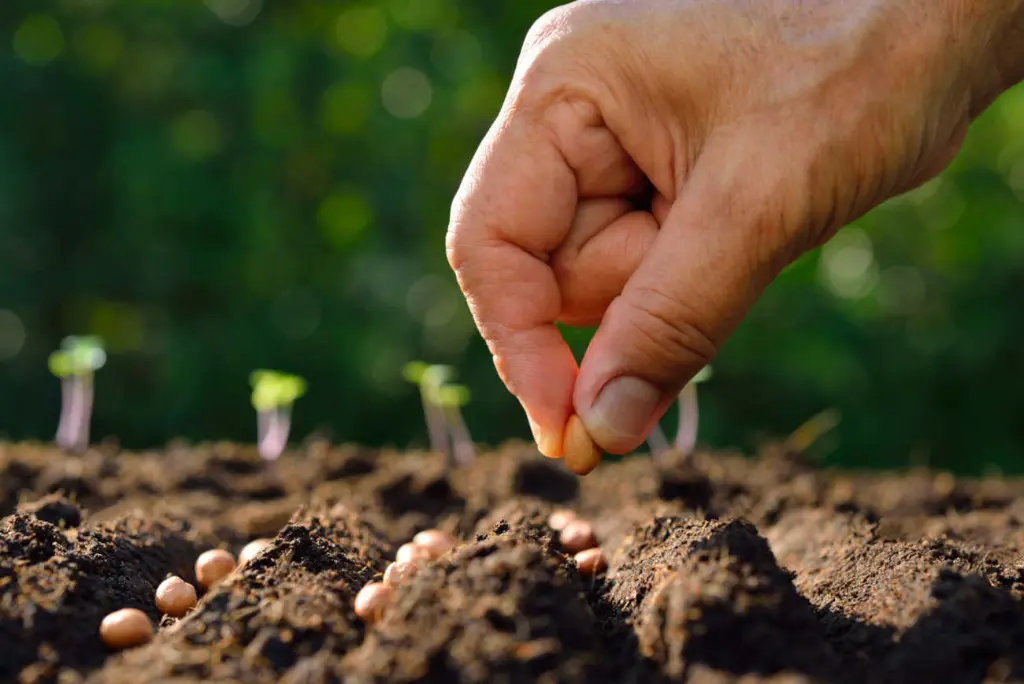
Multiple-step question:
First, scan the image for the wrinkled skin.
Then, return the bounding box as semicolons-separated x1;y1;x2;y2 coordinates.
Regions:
447;0;1024;459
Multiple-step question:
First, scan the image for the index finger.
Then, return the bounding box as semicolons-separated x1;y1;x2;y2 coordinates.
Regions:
446;111;579;458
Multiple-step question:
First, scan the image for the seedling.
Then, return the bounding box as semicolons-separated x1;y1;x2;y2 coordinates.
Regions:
784;408;841;454
403;361;452;456
647;365;714;460
250;369;307;461
48;335;106;453
436;383;475;468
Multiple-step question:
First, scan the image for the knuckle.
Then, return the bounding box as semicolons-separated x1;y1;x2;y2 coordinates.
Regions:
523;5;584;53
619;286;719;374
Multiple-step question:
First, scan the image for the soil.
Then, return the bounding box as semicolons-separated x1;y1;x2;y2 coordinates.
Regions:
3;438;1024;683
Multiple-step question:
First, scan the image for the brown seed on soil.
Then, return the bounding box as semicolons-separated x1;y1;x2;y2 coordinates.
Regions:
238;538;271;566
195;549;237;589
100;608;154;650
383;561;421;586
560;519;597;554
155;576;197;617
574;547;607;575
354;582;394;623
548;509;577;532
412;529;456;559
396;542;432;565
562;414;602;475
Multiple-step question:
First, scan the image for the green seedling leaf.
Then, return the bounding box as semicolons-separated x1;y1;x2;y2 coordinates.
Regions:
48;351;73;378
51;335;106;376
250;369;307;410
692;365;713;384
436;384;470;408
402;360;429;385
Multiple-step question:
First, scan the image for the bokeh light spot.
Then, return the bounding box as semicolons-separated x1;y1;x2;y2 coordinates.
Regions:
318;192;372;251
13;15;64;66
204;0;262;27
170;110;224;161
0;310;26;361
335;6;388;57
381;68;432;119
819;227;878;300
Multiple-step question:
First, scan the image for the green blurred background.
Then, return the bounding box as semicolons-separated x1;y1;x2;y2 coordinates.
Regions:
2;0;1023;474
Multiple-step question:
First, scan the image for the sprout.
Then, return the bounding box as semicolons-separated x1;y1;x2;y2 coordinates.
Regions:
436;383;475;468
647;365;713;461
403;361;476;468
48;335;106;453
675;365;713;455
249;369;307;461
784;408;841;454
403;361;452;456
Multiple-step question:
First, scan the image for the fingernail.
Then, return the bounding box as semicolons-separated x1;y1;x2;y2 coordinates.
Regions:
527;415;560;459
588;376;662;446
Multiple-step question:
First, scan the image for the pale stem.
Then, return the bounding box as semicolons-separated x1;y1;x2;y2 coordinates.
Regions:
675;384;699;455
258;405;291;461
77;374;93;452
444;405;475;468
647;422;671;460
421;387;450;455
56;377;74;450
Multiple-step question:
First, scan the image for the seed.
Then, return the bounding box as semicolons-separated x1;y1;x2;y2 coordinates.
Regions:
547;509;577;532
562;414;602;475
396;542;431;565
154;576;197;617
195;549;237;589
383;561;420;586
100;608;154;650
354;582;394;623
412;530;456;559
238;538;271;566
574;547;607;575
560;519;597;554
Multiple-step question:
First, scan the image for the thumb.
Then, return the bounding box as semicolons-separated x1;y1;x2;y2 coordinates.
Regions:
574;140;795;454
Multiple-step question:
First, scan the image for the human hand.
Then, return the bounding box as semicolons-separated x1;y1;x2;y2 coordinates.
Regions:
447;0;1024;462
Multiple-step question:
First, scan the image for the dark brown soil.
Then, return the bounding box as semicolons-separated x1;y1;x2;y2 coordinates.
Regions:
3;438;1024;683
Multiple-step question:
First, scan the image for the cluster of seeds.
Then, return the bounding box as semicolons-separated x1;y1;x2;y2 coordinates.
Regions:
548;508;607;575
99;538;272;651
354;529;457;624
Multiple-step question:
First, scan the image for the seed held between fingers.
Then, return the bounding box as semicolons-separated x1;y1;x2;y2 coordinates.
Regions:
412;529;456;559
560;519;597;554
155;576;197;617
354;582;394;623
383;561;421;585
563;414;602;475
195;549;237;589
575;547;608;575
100;608;154;650
238;538;271;566
396;542;432;565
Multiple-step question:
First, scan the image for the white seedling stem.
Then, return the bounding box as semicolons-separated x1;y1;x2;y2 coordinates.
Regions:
56;377;74;450
258;405;291;461
444;404;475;468
675;383;699;455
422;387;450;456
646;422;671;459
57;374;93;453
